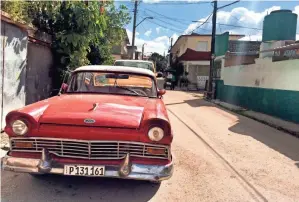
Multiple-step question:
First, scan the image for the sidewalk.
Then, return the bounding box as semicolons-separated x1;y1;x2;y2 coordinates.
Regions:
0;132;9;158
212;99;299;137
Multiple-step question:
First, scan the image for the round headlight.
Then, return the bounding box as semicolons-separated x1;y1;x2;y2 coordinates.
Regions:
148;127;164;141
12;120;28;136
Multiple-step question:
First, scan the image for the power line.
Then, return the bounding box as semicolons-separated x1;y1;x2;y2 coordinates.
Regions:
139;12;191;31
192;21;263;30
188;13;212;34
141;8;265;33
141;9;211;32
142;8;194;24
147;21;185;33
142;7;266;32
143;1;211;5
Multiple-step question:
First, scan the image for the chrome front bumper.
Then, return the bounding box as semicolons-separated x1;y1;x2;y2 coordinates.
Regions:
1;149;173;182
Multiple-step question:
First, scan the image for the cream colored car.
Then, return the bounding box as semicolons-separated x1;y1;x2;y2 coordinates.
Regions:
114;60;156;74
114;60;166;89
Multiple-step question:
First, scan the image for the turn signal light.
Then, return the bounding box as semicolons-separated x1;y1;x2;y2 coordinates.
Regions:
147;148;166;155
14;142;34;148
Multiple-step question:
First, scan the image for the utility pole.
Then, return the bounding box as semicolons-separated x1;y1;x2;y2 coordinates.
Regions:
208;0;217;99
131;0;138;59
141;43;145;60
207;0;239;99
169;38;173;67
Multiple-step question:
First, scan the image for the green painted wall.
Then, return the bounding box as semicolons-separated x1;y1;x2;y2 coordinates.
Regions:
216;80;299;123
215;32;229;57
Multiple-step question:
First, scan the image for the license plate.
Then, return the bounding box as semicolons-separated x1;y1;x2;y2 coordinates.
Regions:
64;165;105;176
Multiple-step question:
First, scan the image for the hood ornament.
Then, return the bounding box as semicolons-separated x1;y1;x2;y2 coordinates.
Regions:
91;103;99;111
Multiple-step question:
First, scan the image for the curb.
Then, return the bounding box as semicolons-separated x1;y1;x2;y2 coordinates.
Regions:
207;99;299;138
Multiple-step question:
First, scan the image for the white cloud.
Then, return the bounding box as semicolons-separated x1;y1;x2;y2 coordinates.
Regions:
126;29;172;55
143;0;160;3
144;29;152;37
156;27;161;34
171;33;179;44
183;6;294;41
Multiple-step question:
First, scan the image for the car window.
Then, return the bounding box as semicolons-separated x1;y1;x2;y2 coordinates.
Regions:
115;61;155;72
68;71;157;97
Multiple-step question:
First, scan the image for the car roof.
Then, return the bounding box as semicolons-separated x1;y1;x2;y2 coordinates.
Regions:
115;60;154;64
74;65;155;77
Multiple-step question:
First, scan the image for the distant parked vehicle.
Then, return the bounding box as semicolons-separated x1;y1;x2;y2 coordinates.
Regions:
114;60;156;74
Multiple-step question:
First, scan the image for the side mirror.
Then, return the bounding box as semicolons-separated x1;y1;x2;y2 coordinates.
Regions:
61;83;68;93
158;89;166;97
156;73;163;78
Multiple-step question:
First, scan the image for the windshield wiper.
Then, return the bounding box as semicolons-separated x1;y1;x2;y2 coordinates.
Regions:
114;85;143;96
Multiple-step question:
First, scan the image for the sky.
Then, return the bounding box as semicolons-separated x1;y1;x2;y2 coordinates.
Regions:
115;1;299;55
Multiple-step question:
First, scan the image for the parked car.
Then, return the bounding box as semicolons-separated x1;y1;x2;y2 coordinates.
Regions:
156;72;166;90
2;65;173;183
114;60;156;74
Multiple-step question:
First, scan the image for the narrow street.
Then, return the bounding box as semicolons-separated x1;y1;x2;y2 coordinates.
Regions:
1;90;299;202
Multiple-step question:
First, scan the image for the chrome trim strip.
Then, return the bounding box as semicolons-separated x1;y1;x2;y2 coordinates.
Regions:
2;154;174;182
11;137;169;147
10;137;170;160
60;140;63;156
88;142;91;160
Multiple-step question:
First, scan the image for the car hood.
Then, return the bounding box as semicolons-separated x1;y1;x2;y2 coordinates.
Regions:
39;94;148;129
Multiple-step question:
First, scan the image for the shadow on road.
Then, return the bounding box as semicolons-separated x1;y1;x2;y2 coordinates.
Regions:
184;99;214;108
1;172;160;202
165;98;213;108
167;109;268;202
228;117;299;162
166;95;299;163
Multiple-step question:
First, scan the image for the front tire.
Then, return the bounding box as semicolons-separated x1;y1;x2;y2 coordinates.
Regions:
29;173;46;179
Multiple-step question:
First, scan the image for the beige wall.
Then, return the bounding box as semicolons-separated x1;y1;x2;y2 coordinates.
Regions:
112;54;122;60
171;35;244;57
221;58;299;91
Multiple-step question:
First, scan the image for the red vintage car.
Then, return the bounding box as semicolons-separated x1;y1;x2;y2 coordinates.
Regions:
2;65;173;183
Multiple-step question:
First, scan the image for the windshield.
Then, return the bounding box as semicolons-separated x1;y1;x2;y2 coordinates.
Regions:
67;71;157;97
114;61;155;72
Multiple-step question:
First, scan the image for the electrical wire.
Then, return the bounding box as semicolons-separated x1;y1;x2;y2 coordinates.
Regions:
143;1;211;5
139;8;270;32
188;13;213;34
147;20;186;33
142;8;194;24
140;9;211;32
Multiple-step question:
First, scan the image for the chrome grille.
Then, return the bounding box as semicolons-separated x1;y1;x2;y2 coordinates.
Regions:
10;138;170;160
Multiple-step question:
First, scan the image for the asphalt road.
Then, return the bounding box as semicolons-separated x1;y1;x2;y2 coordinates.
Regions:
1;90;299;202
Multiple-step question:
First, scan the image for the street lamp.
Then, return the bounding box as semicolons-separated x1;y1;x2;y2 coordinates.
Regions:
131;16;153;59
136;17;153;28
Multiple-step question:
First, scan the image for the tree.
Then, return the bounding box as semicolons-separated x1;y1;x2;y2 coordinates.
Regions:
149;52;167;72
1;1;131;91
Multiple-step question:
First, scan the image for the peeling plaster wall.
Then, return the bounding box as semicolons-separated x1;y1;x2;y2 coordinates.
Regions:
0;20;53;130
0;22;27;129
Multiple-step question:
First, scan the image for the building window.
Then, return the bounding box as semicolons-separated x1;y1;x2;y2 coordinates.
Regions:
196;41;208;51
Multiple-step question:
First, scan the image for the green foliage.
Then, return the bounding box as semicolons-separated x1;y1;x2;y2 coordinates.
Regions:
149;52;167;72
172;57;184;79
1;1;31;23
2;1;131;90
